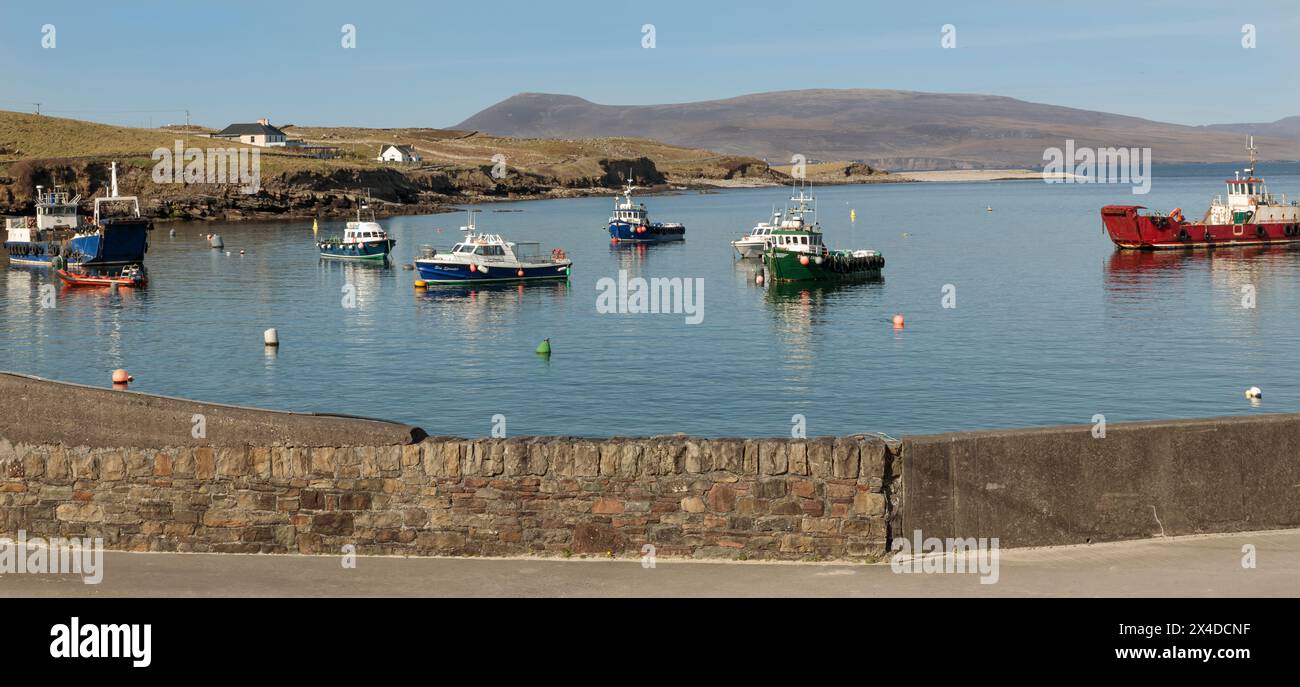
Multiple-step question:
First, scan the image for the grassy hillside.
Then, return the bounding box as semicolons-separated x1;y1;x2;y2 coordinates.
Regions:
0;111;791;220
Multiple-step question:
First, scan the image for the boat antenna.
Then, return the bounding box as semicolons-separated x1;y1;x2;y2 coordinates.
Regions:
1246;136;1258;178
462;208;480;234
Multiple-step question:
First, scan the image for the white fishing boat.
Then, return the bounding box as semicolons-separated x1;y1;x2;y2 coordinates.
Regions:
414;210;572;285
732;209;781;258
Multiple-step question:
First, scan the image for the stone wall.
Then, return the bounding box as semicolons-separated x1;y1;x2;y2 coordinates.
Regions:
0;436;893;561
6;373;1300;561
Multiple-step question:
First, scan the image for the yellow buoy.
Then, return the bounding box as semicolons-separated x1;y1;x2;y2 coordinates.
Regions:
850;208;856;223
312;218;319;236
413;280;427;289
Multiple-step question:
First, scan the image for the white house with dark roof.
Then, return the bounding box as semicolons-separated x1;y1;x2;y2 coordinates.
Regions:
212;118;294;147
378;144;421;163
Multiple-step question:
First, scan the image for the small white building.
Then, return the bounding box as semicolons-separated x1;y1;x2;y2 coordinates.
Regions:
213;118;295;147
378;144;421;163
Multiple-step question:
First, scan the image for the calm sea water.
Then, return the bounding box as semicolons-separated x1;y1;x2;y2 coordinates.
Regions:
5;166;1300;438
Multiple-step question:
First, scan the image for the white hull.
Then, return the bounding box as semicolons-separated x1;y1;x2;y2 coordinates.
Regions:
732;240;765;258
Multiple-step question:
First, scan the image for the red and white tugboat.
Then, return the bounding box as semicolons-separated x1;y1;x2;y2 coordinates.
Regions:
1101;138;1300;249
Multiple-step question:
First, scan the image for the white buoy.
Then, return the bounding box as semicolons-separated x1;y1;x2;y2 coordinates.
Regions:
264;328;280;347
1246;386;1262;399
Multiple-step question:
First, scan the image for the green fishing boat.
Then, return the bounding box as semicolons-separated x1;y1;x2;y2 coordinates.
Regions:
761;187;884;282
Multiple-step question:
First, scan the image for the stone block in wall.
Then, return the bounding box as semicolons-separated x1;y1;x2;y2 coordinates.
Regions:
573;442;600;477
195;447;215;479
216;447;249;477
832;438;860;478
712;439;744;473
70;447;97;480
758;441;788;475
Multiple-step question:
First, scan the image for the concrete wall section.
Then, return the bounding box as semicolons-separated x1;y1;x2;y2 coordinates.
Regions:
896;415;1300;547
0;372;424;448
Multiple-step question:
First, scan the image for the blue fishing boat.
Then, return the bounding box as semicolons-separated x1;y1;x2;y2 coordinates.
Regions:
317;196;395;261
414;210;572;285
4;163;151;268
3;184;83;266
606;184;685;243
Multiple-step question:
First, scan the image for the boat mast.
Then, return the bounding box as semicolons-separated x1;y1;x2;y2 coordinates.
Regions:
1245;136;1258;178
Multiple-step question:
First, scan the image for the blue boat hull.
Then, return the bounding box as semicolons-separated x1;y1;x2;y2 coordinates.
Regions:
608;221;686;243
319;239;395;261
3;241;62;266
414;261;571;284
61;221;151;267
4;221;149;268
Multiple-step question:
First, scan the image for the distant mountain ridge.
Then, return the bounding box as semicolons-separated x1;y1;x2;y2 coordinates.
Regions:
1198;116;1300;140
455;90;1300;170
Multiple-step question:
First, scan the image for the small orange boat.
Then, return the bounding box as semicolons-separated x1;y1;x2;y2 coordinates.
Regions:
56;264;148;288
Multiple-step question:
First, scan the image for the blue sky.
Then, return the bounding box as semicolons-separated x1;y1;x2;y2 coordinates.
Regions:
1;0;1296;129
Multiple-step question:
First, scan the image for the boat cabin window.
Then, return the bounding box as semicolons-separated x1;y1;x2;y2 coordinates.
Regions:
478;245;505;256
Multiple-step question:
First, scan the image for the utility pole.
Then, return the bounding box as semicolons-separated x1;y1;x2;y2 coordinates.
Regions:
33;103;41;115
185;109;190;128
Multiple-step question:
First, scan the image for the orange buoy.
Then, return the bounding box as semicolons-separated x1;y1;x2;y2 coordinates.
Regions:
755;273;765;285
469;264;477;272
517;269;525;277
610;238;619;245
799;255;810;266
111;369;133;385
893;314;905;329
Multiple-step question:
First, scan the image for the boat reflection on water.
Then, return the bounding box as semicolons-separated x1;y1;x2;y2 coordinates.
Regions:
763;277;883;304
1103;246;1300;325
415;280;570;328
1105;244;1300;289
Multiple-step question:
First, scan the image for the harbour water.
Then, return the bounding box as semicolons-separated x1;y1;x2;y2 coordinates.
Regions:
4;166;1300;438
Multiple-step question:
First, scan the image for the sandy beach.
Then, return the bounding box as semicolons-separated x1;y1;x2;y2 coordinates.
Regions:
896;169;1080;182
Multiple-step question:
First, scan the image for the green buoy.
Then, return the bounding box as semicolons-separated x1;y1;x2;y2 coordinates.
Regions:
535;338;551;356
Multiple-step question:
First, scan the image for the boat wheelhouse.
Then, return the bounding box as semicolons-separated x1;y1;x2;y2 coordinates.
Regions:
1101;138;1300;249
607;184;685;243
3;184;84;266
318;194;396;261
732;210;781;258
414;210;572;285
76;164;153;267
761;186;884;282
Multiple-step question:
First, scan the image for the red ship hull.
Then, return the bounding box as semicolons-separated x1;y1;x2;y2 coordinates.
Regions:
1101;205;1300;250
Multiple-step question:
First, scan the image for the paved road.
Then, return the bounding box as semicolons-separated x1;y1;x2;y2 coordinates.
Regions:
2;530;1297;597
